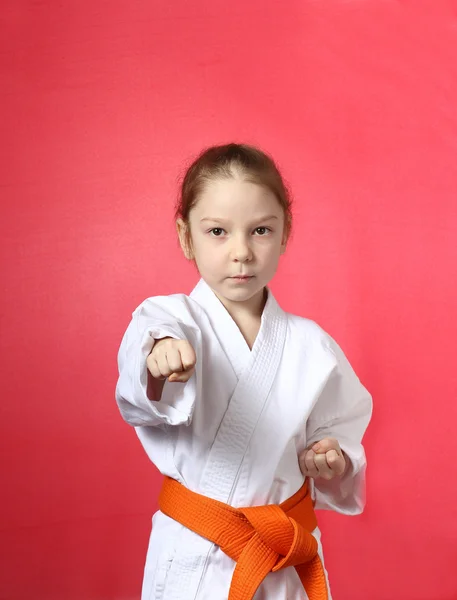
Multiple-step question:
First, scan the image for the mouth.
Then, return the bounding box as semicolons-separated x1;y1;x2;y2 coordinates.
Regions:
230;275;254;282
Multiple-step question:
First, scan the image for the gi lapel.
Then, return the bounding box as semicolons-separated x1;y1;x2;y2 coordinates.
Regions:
190;279;288;503
190;279;250;380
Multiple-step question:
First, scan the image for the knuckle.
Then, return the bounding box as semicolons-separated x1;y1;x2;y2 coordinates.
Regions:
184;360;196;370
161;359;172;372
168;358;182;372
179;339;191;350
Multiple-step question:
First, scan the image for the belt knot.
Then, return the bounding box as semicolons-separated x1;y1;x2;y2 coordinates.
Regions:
239;504;318;572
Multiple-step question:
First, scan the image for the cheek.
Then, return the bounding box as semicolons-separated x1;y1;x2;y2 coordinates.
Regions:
192;239;223;268
258;239;283;259
189;232;208;254
193;235;215;254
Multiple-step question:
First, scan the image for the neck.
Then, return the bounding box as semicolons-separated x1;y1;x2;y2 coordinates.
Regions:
215;287;267;322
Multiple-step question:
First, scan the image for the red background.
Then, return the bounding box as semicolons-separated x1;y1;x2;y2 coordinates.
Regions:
1;1;457;599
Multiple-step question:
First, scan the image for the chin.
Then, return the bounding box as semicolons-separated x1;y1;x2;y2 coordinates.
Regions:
224;285;263;302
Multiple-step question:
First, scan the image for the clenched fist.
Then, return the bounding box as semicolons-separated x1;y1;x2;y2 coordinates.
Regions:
147;337;196;383
299;438;347;481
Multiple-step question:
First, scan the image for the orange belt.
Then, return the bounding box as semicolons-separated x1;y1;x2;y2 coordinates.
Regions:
159;477;329;600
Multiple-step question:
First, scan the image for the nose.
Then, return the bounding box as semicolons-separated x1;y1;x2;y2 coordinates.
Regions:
231;234;253;263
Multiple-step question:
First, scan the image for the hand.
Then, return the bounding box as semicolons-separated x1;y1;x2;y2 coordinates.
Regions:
299;438;347;481
147;337;196;383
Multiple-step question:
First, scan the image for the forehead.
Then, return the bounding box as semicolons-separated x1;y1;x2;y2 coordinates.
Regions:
193;178;282;217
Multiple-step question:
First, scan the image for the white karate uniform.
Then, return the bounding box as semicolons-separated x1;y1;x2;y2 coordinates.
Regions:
116;279;372;600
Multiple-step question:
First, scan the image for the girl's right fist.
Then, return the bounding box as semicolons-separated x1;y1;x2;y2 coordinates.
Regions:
147;337;196;383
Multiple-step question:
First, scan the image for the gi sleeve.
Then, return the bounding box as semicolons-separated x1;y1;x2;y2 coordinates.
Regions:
306;336;373;515
115;296;202;427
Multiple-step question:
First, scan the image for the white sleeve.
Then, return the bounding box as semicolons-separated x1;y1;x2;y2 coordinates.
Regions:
306;336;373;515
115;295;202;428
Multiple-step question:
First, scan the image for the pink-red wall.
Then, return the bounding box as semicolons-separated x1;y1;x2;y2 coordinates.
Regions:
1;2;457;599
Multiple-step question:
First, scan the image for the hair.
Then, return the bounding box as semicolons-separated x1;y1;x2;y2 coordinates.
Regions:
175;143;292;236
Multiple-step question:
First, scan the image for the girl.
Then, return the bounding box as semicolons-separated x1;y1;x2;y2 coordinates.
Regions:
116;143;372;600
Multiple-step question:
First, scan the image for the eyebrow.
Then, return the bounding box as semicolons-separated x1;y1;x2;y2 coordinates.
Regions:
200;215;279;223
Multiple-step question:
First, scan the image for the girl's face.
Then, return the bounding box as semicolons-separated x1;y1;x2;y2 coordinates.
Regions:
178;177;287;309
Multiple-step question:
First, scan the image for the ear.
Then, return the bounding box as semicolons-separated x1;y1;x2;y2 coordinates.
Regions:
280;220;290;255
176;219;194;260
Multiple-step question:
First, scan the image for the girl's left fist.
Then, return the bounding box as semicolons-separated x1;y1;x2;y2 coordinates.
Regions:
299;437;346;481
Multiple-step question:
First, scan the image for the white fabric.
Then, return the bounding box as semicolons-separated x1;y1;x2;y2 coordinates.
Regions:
116;279;372;600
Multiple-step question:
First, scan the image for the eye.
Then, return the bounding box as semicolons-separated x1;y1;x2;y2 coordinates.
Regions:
209;227;225;237
253;227;271;236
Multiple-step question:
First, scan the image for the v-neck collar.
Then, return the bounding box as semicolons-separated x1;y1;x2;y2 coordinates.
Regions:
192;278;289;502
189;279;282;380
